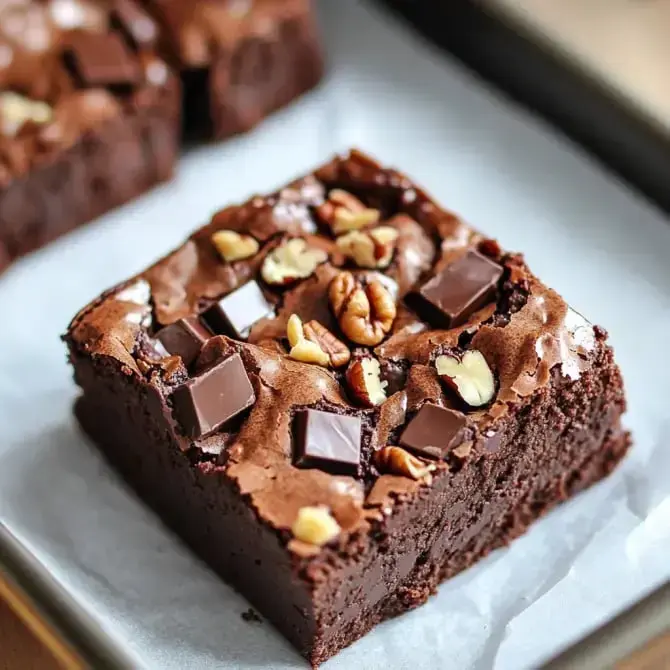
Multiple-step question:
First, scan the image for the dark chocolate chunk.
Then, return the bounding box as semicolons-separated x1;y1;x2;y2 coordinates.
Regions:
293;409;361;475
65;32;141;89
399;403;466;460
172;353;255;438
203;280;274;340
156;317;212;366
409;250;503;328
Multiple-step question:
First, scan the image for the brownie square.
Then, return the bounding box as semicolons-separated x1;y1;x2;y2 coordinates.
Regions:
65;150;629;665
0;0;180;273
143;0;324;139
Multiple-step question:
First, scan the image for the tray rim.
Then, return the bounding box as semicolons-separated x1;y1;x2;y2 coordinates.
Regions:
0;523;139;669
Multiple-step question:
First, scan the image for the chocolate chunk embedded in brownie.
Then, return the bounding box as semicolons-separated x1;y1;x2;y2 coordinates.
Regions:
64;149;629;665
0;0;180;273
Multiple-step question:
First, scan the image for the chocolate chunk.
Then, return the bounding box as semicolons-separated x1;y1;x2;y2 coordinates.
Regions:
293;409;361;475
172;353;255;438
65;32;141;89
202;281;274;340
409;250;503;328
156;317;212;366
399;403;466;460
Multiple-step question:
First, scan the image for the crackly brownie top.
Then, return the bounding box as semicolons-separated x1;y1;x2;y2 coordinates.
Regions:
145;0;312;69
68;150;601;557
0;0;169;181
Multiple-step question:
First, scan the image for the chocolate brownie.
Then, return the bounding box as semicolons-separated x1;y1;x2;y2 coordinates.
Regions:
0;0;180;273
143;0;324;139
64;150;629;665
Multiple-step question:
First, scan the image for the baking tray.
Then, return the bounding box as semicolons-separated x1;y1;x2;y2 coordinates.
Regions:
379;0;670;213
0;1;669;668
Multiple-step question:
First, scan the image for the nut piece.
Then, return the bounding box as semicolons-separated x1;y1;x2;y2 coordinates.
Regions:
329;271;397;346
291;506;341;546
336;226;399;269
317;189;380;235
375;446;435;480
286;314;330;367
303;319;351;368
212;230;259;262
435;350;496;407
346;356;387;406
261;238;328;286
0;92;52;136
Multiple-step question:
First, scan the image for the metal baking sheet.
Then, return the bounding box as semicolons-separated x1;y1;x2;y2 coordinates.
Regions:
1;1;669;668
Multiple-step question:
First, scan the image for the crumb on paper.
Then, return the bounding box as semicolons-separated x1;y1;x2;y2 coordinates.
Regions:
241;608;262;624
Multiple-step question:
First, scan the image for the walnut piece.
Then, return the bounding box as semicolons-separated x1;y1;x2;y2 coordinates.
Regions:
0;92;52;136
346;356;387;406
435;350;496;407
291;506;341;546
375;446;435;480
329;271;397;346
317;189;380;235
286;314;330;366
261;238;327;286
211;230;259;262
303;319;351;368
336;226;399;269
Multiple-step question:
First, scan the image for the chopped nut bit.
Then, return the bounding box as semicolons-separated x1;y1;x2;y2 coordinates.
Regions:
346;356;387;406
261;238;328;286
317;189;380;235
291;506;341;546
375;446;435;480
0;92;52;136
336;226;399;269
435;350;496;407
212;230;259;262
286;314;330;367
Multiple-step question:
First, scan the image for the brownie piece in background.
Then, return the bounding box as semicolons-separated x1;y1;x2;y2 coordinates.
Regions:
65;150;629;665
144;0;324;139
0;0;180;273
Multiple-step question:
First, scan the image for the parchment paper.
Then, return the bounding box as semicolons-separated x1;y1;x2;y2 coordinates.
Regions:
0;2;669;668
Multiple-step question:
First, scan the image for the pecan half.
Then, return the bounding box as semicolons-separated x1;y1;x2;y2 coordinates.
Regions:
329;271;397;346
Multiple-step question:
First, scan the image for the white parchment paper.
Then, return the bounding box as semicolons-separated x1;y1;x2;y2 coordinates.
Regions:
1;2;669;668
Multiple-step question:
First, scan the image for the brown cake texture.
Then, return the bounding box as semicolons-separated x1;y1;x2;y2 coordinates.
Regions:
64;150;629;665
0;0;323;272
